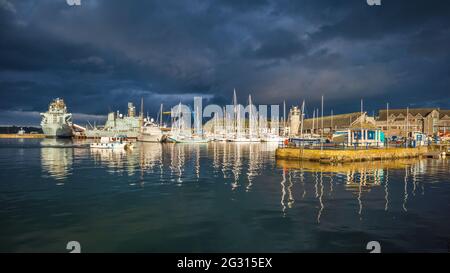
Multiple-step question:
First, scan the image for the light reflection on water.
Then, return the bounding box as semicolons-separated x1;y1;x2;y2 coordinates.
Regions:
276;159;440;224
0;138;449;252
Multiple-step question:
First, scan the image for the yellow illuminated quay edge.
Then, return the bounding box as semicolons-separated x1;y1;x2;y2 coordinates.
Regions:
275;146;429;163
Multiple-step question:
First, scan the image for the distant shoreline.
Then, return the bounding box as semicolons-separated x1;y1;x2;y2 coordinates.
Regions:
0;126;43;134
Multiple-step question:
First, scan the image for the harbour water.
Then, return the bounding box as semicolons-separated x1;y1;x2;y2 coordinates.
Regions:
0;139;449;252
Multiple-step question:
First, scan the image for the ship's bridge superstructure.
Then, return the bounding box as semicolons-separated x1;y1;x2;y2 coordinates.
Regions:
40;98;73;138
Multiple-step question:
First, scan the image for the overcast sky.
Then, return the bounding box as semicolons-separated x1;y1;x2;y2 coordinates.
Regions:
1;0;449;125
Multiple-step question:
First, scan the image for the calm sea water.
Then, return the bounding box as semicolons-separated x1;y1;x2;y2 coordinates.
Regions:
0;138;449;253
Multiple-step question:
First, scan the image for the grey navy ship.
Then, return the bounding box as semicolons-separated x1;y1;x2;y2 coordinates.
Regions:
85;102;142;138
40;98;73;138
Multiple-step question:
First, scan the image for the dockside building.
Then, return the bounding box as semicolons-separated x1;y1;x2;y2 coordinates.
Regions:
375;108;450;137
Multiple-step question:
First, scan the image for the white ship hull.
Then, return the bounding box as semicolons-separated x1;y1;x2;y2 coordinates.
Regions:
40;98;73;138
42;123;73;138
137;122;163;142
168;135;210;143
228;137;261;143
137;133;163;142
85;129;139;138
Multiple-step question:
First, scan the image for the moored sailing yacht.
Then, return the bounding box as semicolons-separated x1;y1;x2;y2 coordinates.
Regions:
228;93;261;142
168;102;210;143
247;94;261;142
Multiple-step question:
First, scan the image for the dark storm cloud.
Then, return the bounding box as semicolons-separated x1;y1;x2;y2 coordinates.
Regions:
0;0;449;125
243;28;307;60
309;0;450;42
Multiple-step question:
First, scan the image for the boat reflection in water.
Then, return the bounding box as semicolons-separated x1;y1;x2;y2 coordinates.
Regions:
2;132;445;254
139;142;163;171
40;138;74;182
87;142;277;188
90;145;137;176
211;142;277;191
135;142;277;188
19;139;449;252
40;138;446;225
276;158;437;223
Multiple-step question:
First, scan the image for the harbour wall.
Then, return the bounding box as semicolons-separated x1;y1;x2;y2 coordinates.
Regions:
0;134;45;139
275;147;429;163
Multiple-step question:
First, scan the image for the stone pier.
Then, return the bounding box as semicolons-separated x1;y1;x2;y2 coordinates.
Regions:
275;147;429;163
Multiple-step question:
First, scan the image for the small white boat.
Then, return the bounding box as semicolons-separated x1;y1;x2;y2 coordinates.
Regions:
90;136;134;150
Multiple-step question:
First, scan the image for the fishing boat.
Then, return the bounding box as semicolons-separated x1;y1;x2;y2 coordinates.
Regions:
90;136;134;150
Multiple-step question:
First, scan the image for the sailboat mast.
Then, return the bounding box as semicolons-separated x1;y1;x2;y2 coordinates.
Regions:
406;106;409;139
249;94;253;137
233;89;237;135
223;106;226;137
215;111;218;136
386;102;389;148
283;100;286;136
160;104;163;127
312;110;315;134
331;109;334;132
361;99;364;145
317;108;319;133
196;103;201;136
179;102;183;134
361;99;363;124
300;100;305;138
321;95;324;139
237;107;241;137
140;97;144;127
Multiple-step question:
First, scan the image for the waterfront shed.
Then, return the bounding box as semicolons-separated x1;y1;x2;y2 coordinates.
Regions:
346;122;384;147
